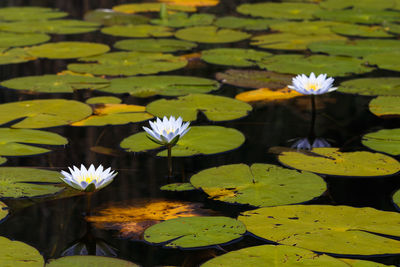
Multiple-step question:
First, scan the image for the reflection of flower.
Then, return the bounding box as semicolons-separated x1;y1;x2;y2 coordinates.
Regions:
143;116;190;146
60;164;117;192
292;137;331;150
288;72;337;95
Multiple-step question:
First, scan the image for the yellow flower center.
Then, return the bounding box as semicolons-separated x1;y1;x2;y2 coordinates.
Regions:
78;175;96;183
306;83;319;91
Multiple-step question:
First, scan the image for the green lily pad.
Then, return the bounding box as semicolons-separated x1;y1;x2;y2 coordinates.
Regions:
146;93;252;121
0;202;8;222
269;21;343;35
331;24;393;38
339;78;400;96
214;16;277;31
112;3;196;14
190;163;326;207
201;48;272;67
0;236;44;266
308;39;400;58
239;205;400;255
68;51;187;76
160;182;196;192
386;23;400;34
362;129;400;156
99;76;218;97
339;258;394;267
84;9;150;26
369;96;400;117
0;47;36;65
144;216;246;248
175;26;251;44
114;38;197;52
314;9;400;25
27;42;110;59
0;32;50;48
278;147;400;177
216;69;293;89
320;0;397;10
0;7;67;21
364;52;400;72
257;54;373;77
0;99;92;129
237;3;320;20
86;96;121;104
0;167;63;198
252;33;345;51
46;255;138;267
393;189;400;210
120;125;245;157
0;128;67;156
101;24;174;37
151;12;215;28
1;74;109;93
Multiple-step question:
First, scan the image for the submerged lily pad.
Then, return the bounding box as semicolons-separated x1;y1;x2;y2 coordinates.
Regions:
0;236;44;266
160;183;196;191
201;48;272;67
0;7;67;21
0;47;36;65
112;3;196;14
362;129;400;156
320;0;397;10
0;167;63;198
339;78;400;96
0;32;50;48
214;16;276;31
151;12;215;28
190;163;326;207
146;94;252;121
101;24;174;37
114;38;196;52
239;205;400;255
331;24;393;38
175;26;251;43
121;125;245;157
269;21;342;35
364;52;400;72
0;202;8;222
278;147;400;177
237;3;320;20
86;96;121;104
46;256;138;267
84;9;150;26
369;96;400;117
68;51;187;76
314;9;400;25
99;76;218;97
1;74;109;93
27;42;110;59
144;216;246;248
0;99;92;129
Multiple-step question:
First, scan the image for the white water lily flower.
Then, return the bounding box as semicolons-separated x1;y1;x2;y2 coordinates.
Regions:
143;116;190;146
288;72;337;95
60;164;117;192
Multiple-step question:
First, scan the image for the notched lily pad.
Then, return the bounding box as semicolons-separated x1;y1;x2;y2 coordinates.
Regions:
362;128;400;156
0;236;44;266
0;47;36;65
114;38;197;52
46;256;138;267
27;42;110;59
0;32;50;48
369;96;400;117
364;52;400;72
201;48;272;67
160;183;196;192
175;26;251;44
151;12;215;28
0;7;67;21
339;78;400;96
101;24;174;37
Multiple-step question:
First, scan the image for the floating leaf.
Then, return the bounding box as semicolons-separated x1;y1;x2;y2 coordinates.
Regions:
364;52;400;72
0;236;44;266
112;3;196;14
320;0;397;10
393;189;400;210
0;167;63;198
175;26;251;43
0;7;67;21
121;125;245;157
46;256;138;267
236;87;302;102
0;99;92;129
84;9;150;26
269;21;342;35
386;23;400;34
0;202;8;222
151;12;215;28
190;163;326;207
1;74;109;93
278;147;400;177
314;9;400;25
214;16;276;31
27;42;110;59
257;54;373;77
216;69;293;89
158;0;219;7
144;216;246;248
339;258;394;267
101;24;174;37
237;3;320;20
160;183;196;191
71;104;153;126
0;32;49;48
201;48;272;67
86;96;121;104
362;129;400;156
68;52;187;76
146;94;252;121
369;96;400;117
99;75;218;97
114;38;197;52
239;205;400;255
339;78;400;96
331;24;393;38
0;47;36;65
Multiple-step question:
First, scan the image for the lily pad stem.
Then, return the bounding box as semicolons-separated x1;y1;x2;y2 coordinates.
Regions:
167;144;173;178
308;95;316;141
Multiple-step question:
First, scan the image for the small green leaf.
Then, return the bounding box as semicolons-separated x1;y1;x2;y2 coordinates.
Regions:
175;26;251;43
0;236;44;266
160;183;196;192
362;128;400;156
27;42;110;59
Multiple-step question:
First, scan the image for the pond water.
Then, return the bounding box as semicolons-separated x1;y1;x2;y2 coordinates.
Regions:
0;0;399;266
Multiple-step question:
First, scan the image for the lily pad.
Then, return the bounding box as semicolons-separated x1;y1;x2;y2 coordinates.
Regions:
314;9;400;25
239;205;400;255
331;24;393;38
86;96;121;104
114;38;197;52
236;87;302;102
27;42;110;59
160;182;196;191
362;129;400;156
0;99;92;129
146;93;252;121
201;48;272;67
151;12;215;28
0;167;63;198
393;189;400;210
269;21;343;35
0;47;36;65
339;78;400;96
84;9;150;26
369;96;400;117
46;255;138;267
364;52;400;72
68;51;187;76
214;16;276;31
158;0;219;7
257;54;373;77
0;32;50;48
0;7;67;21
112;3;196;14
237;3;320;20
0;202;8;222
320;0;397;10
101;24;174;37
190;163;326;207
144;216;246;248
278;147;400;177
1;74;109;93
386;23;400;34
175;26;251;43
120;125;245;157
216;69;293;89
0;236;44;266
339;258;394;267
99;75;218;97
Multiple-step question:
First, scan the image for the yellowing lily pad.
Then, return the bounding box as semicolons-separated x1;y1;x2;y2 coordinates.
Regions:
101;24;174;37
27;42;110;59
236;87;302;102
0;47;36;65
278;147;400;177
0;99;92;129
369;96;400;117
175;26;251;43
239;205;400;255
151;12;215;28
214;16;277;31
364;52;400;72
339;78;400;96
201;48;272;67
331;24;393;38
46;256;138;267
0;202;8;222
314;9;400;25
158;0;218;7
0;7;67;21
362;129;400;156
190;163;326;207
160;182;196;191
114;38;197;52
84;9;150;26
0;236;44;266
120;125;245;157
86;96;121;104
144;216;246;248
112;3;196;14
146;93;252;122
0;32;50;48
